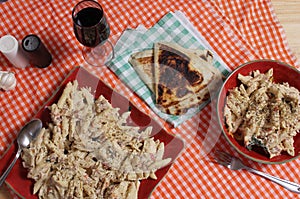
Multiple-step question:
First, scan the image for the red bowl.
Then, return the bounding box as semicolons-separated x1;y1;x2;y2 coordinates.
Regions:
217;60;300;164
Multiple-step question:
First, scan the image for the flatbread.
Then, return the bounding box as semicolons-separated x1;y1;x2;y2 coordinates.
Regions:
128;49;155;92
153;42;217;115
129;42;221;115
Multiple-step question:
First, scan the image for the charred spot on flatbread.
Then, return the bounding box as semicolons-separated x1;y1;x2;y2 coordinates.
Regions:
135;56;153;75
158;45;204;88
154;43;212;110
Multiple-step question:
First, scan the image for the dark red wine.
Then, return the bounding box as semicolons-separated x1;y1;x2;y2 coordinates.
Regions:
73;7;110;47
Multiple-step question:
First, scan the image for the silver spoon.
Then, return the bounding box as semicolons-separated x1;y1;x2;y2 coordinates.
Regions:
0;119;42;186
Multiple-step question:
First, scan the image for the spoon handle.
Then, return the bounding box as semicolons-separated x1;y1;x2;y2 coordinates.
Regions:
0;147;22;186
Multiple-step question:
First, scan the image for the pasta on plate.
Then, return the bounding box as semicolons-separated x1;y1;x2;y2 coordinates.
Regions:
21;80;171;199
224;69;300;158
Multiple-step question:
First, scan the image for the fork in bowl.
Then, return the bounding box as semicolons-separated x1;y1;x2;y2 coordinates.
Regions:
214;150;300;194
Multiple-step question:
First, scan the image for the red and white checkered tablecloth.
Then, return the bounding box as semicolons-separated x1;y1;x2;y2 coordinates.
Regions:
0;0;299;198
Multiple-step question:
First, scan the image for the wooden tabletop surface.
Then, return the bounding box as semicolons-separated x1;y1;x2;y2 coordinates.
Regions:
272;0;300;61
0;0;299;198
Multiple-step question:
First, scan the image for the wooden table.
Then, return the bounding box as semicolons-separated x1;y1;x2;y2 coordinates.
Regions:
272;0;300;61
0;0;299;198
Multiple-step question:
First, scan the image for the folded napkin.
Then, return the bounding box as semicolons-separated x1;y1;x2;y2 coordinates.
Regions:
109;11;229;127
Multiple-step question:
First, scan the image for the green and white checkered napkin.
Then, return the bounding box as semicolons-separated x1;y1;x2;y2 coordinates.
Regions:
109;11;230;127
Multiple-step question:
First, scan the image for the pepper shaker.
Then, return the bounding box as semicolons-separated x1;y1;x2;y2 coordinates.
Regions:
22;34;52;68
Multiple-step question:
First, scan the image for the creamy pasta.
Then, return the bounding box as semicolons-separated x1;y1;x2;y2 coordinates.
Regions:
21;80;171;199
224;69;300;158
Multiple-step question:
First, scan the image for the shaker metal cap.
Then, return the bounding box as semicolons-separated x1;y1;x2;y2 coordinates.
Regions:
22;35;41;52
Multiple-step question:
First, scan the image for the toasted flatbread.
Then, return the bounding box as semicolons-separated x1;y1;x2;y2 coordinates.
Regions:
129;42;221;115
128;50;155;92
129;47;216;93
153;42;217;114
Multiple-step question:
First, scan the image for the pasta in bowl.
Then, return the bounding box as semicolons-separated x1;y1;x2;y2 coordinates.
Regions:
217;60;300;164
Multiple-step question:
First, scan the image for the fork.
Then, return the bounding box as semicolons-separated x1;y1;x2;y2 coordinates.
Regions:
214;151;300;194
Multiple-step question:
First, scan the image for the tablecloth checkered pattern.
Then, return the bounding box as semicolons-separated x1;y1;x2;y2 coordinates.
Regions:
0;0;299;199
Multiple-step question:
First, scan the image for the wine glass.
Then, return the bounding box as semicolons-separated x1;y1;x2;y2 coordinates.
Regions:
72;0;114;66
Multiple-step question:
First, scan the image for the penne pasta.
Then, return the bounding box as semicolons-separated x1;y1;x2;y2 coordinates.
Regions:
224;69;300;158
21;80;171;199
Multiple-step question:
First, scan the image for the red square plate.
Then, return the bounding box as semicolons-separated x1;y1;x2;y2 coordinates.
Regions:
0;66;185;198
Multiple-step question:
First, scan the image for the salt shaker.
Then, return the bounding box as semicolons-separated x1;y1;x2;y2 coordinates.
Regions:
0;35;30;68
22;34;52;68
